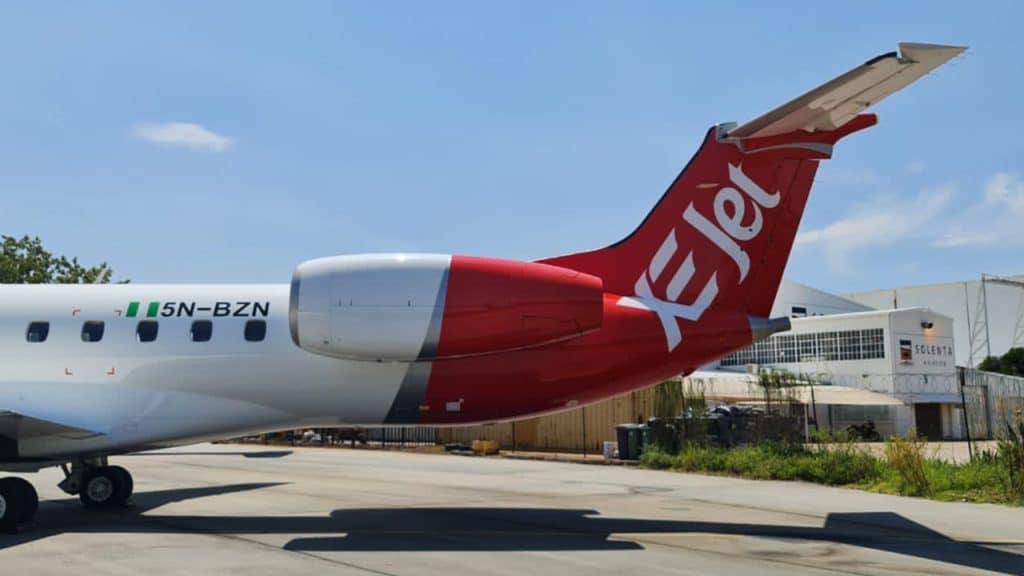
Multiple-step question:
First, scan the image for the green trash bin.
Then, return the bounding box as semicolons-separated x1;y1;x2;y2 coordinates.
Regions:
616;424;644;460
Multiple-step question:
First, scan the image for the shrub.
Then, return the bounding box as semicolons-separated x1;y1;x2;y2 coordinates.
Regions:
884;435;931;496
808;428;854;444
639;441;879;486
815;443;881;486
998;421;1024;500
639;445;675;470
638;431;1021;505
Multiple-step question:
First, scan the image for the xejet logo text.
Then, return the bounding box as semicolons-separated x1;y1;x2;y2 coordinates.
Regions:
618;163;780;351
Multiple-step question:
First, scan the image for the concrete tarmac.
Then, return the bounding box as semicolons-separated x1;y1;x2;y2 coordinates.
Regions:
1;443;1022;575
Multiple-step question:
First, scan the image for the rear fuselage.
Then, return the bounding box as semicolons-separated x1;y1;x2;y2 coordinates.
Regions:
0;281;744;461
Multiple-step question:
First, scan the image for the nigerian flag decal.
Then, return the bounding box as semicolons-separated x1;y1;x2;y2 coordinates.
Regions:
126;302;161;318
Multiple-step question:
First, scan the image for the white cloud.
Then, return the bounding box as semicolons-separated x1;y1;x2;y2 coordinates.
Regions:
929;172;1024;249
983;172;1024;214
932;230;996;248
795;186;954;273
904;160;927;175
134;122;233;152
799;170;1024;272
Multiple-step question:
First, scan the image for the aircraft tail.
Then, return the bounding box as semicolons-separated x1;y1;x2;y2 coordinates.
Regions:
541;43;964;346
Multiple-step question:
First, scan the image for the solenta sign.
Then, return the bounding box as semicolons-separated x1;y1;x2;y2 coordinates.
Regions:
898;337;954;369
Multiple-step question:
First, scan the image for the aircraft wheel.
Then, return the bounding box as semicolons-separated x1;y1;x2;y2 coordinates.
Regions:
80;467;119;508
107;466;134;505
0;477;26;532
6;477;38;523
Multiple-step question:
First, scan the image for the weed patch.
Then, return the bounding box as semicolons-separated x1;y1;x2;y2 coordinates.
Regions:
640;438;1023;506
884;436;932;496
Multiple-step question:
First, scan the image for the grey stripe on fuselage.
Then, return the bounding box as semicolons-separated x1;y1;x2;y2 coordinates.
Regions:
383;268;449;424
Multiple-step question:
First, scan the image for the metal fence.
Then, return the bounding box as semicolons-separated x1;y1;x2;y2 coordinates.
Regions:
366;427;440;447
386;369;1024;449
961;368;1024;440
246;368;1024;452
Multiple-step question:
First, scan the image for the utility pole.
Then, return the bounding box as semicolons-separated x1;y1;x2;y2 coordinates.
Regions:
964;282;973;366
983;274;992;360
972;274;1024;364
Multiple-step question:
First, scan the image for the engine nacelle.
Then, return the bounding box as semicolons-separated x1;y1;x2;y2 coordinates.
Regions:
289;254;603;361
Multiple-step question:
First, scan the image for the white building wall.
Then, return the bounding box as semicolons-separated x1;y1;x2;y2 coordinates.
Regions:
845;276;1024;368
714;307;959;437
772;279;874;318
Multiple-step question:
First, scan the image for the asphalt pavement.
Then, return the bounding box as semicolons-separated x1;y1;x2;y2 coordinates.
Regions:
1;443;1022;575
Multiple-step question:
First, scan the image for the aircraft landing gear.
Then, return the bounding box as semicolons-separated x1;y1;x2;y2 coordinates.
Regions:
0;459;135;531
79;465;133;508
0;476;39;532
58;458;135;509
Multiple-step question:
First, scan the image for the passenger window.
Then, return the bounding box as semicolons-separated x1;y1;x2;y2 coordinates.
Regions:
244;320;266;342
136;320;159;343
81;321;105;343
190;320;213;342
26;321;49;343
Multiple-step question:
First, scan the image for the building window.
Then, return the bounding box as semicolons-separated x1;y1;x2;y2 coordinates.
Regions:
190;320;213;342
820;331;838;361
839;331;860;361
862;328;885;359
791;306;808;318
777;334;796;363
81;321;105;343
136;320;159;343
26;321;49;343
834;405;892;422
244;320;266;342
719;327;887;367
797;333;818;361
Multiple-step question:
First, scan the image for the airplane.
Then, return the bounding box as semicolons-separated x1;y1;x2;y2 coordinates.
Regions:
0;42;964;531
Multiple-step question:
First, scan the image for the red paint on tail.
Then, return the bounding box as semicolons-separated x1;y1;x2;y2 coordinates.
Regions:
542;115;875;322
419;116;877;424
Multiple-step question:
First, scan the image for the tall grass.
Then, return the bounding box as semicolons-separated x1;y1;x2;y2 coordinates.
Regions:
884;435;931;496
641;441;880;486
998;421;1024;499
641;436;1024;506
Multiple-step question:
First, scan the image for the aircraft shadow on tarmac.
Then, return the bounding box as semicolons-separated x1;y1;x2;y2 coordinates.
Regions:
126;450;295;459
2;483;1021;575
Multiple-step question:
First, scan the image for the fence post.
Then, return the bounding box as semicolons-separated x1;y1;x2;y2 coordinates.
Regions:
582;407;587;459
959;367;974;461
985;379;994;440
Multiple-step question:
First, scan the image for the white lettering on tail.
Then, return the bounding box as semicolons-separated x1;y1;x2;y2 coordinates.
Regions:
618;163;780;351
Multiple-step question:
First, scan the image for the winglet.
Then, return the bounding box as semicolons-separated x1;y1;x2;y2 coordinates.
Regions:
727;42;966;139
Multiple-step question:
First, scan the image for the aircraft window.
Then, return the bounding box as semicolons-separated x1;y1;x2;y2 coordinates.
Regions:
136;320;159;343
190;320;213;342
81;321;105;343
26;322;49;343
244;320;266;342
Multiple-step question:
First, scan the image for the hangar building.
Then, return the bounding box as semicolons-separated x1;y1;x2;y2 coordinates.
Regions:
844;275;1024;367
708;303;959;439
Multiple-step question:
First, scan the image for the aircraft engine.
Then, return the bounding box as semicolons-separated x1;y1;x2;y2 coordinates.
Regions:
289;254;603;361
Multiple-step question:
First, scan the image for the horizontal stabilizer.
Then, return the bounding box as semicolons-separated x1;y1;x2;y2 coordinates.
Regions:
728;42;966;139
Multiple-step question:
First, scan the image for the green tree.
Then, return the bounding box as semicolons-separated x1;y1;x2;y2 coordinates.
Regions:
979;355;1004;374
979;347;1024;377
0;235;117;284
1001;348;1024;376
652;379;682;419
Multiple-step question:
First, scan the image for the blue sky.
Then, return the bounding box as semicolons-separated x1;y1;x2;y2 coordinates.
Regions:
0;1;1020;293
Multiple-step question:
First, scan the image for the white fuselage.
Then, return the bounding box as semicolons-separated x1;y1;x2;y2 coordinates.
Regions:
1;284;413;460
